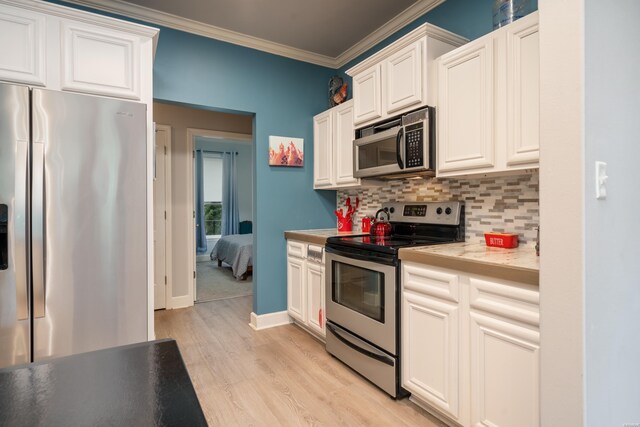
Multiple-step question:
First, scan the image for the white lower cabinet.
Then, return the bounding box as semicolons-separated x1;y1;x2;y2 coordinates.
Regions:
401;262;539;427
306;262;325;337
469;311;539;427
286;240;326;339
402;290;462;422
286;255;306;323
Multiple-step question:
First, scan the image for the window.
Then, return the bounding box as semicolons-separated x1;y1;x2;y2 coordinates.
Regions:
203;154;223;237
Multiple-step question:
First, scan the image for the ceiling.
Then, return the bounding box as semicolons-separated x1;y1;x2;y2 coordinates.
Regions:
66;0;447;67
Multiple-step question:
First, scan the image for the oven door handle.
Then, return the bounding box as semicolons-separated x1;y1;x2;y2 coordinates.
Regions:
326;323;394;367
325;245;397;266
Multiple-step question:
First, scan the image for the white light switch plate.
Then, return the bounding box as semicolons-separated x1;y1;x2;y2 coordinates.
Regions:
596;161;608;200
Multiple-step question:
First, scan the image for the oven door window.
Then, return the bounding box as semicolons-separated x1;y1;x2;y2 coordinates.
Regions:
332;261;384;323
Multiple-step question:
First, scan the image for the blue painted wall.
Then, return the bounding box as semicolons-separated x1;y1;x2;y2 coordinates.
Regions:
51;0;537;316
153;28;337;314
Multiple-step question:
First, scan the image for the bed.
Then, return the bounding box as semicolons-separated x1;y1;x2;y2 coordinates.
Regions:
209;233;253;280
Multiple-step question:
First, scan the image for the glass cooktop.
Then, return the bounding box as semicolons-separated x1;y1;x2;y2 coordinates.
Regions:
326;234;451;256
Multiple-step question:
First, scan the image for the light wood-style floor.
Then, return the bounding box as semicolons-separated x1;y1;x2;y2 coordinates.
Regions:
155;296;448;426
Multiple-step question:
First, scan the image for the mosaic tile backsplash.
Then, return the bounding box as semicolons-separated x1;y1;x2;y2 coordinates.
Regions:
338;172;539;244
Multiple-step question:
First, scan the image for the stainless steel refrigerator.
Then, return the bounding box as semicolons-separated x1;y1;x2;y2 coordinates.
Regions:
0;82;148;368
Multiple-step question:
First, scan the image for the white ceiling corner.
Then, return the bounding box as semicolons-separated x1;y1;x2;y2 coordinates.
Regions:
62;0;448;69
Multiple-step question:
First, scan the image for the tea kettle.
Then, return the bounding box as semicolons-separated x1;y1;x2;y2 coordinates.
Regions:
370;208;392;238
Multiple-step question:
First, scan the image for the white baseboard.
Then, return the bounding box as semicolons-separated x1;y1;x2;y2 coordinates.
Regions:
249;310;292;331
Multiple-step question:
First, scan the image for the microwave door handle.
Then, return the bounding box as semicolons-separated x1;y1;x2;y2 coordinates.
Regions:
396;128;404;169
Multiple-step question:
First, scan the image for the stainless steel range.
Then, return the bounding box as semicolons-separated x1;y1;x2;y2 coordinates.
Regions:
325;201;465;398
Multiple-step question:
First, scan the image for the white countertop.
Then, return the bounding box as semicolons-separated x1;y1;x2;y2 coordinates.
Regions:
399;242;539;285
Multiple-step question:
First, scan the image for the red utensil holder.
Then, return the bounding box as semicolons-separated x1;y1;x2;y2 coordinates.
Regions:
337;217;352;232
484;233;519;248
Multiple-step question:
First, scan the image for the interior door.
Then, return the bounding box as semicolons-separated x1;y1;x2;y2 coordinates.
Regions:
153;125;170;309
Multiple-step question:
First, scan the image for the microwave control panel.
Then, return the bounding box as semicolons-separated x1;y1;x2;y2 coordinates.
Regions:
405;122;424;168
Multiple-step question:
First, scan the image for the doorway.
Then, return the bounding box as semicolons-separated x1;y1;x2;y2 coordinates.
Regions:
191;133;254;303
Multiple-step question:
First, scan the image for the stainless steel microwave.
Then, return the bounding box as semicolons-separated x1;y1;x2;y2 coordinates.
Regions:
353;107;435;179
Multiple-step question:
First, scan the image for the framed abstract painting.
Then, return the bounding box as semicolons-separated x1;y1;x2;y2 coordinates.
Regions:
268;136;304;167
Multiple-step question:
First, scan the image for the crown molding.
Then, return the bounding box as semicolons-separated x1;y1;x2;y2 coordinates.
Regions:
61;0;337;67
335;0;448;68
1;0;158;37
346;21;468;76
59;0;461;69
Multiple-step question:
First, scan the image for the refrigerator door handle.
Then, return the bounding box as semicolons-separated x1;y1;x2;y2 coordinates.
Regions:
14;141;29;320
32;141;46;319
0;204;7;270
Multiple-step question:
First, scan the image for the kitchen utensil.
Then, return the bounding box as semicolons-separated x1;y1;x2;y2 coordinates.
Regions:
370;209;392;237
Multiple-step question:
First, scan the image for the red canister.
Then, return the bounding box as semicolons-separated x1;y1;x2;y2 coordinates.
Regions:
361;217;372;233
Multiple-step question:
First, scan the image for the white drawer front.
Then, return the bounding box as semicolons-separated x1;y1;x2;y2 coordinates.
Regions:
287;241;306;258
469;277;539;326
403;262;459;303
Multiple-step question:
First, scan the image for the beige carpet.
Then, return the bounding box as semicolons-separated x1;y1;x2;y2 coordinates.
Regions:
196;261;253;303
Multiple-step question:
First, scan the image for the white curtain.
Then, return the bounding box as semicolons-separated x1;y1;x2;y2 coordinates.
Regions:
221;152;240;235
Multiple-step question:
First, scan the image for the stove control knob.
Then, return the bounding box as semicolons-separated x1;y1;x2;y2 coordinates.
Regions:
445;207;452;215
389;207;395;214
436;207;443;215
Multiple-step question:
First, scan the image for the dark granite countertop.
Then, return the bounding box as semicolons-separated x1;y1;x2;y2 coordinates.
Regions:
0;339;207;427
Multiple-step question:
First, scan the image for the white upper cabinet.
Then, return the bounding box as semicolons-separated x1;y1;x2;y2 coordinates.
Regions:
353;64;382;125
348;23;466;128
385;39;424;115
334;101;359;186
0;4;46;86
313;110;332;189
437;12;539;178
0;1;157;101
505;15;540;167
437;39;495;173
313;99;360;190
61;21;141;100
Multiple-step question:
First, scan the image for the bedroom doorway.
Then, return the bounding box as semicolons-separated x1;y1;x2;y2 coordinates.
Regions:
193;133;254;303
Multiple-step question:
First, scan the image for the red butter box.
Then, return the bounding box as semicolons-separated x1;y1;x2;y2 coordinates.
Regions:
484;233;519;248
